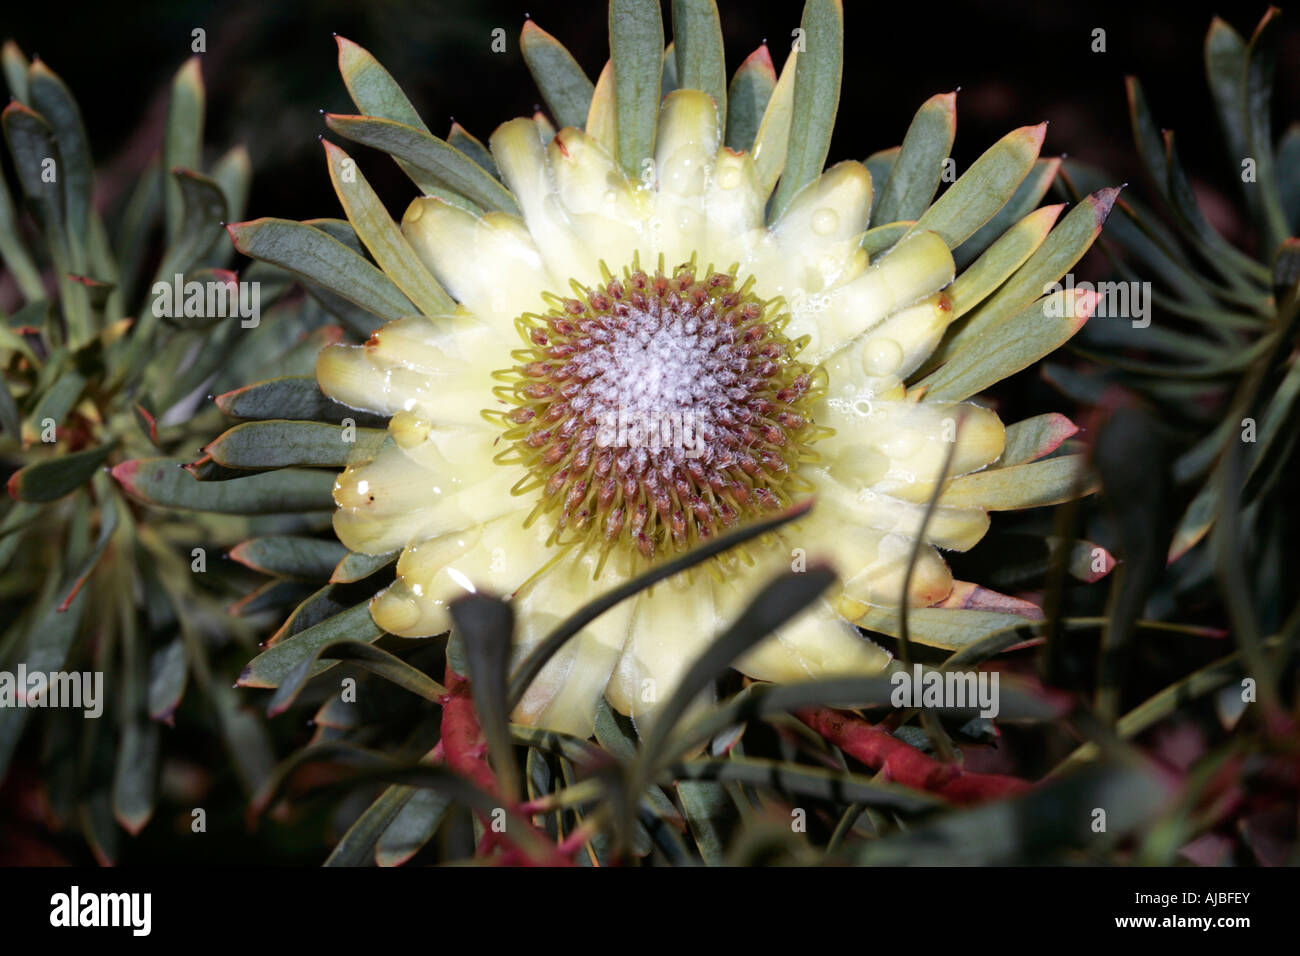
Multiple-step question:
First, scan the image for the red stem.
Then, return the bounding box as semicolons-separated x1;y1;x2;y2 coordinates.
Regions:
440;665;574;866
796;707;1031;804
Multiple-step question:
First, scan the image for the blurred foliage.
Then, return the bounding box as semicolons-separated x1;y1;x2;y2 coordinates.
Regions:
0;45;339;863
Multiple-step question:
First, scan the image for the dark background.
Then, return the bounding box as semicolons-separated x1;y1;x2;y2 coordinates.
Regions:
4;0;1298;241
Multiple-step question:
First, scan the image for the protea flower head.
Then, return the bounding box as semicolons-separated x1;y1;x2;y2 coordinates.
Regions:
225;0;1116;738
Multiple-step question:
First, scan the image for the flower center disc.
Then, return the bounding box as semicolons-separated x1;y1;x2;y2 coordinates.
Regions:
493;261;825;565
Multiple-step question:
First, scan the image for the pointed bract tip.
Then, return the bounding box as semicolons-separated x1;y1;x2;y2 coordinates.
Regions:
1091;184;1123;221
109;459;139;486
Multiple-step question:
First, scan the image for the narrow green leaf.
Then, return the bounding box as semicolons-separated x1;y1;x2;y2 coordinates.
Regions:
147;637;188;722
327;783;416;866
609;0;664;177
323;141;455;316
56;473;119;611
162;58;204;248
1278;123;1300;233
1164;131;1272;287
923;188;1117;390
331;549;398;584
209;146;252;248
0;585;87;783
156;168;228;279
2;101;64;227
939;454;1094;510
3;101;91;343
919;291;1097;402
6;442;114;502
215;375;389;426
23;366;86;445
450;595;522;802
751;49;797;198
672;0;727;133
999;413;1079;467
1;41;29;102
953;157;1061;269
673;756;942;813
447;122;498;179
229;578;317;619
227;218;415;321
769;0;843;219
325;113;519;215
1204;17;1250;177
112;718;159;836
863;146;899;197
0;375;20;440
268;584;353;645
27;61;91;268
586;61;617;154
337;36;427;130
872;92;956;226
375;786;452;866
661;43;678;97
112;457;335;514
520;20;595;131
266;637;445;716
946;202;1063;320
212;685;276;794
676;780;734;865
239;602;384;689
229;535;349;579
1243;8;1288;251
0;159;46;301
205;419;386;469
909;124;1045;249
860;220;912;258
724;45;776;152
111;159;161;306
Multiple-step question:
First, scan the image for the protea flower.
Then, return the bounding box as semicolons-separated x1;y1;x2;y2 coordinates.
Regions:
201;0;1115;741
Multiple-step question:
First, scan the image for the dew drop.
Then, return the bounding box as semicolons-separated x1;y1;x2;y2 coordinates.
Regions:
811;208;838;235
861;337;904;376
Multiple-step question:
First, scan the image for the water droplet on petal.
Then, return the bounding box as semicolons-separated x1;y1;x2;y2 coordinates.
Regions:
862;337;904;376
812;208;838;235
